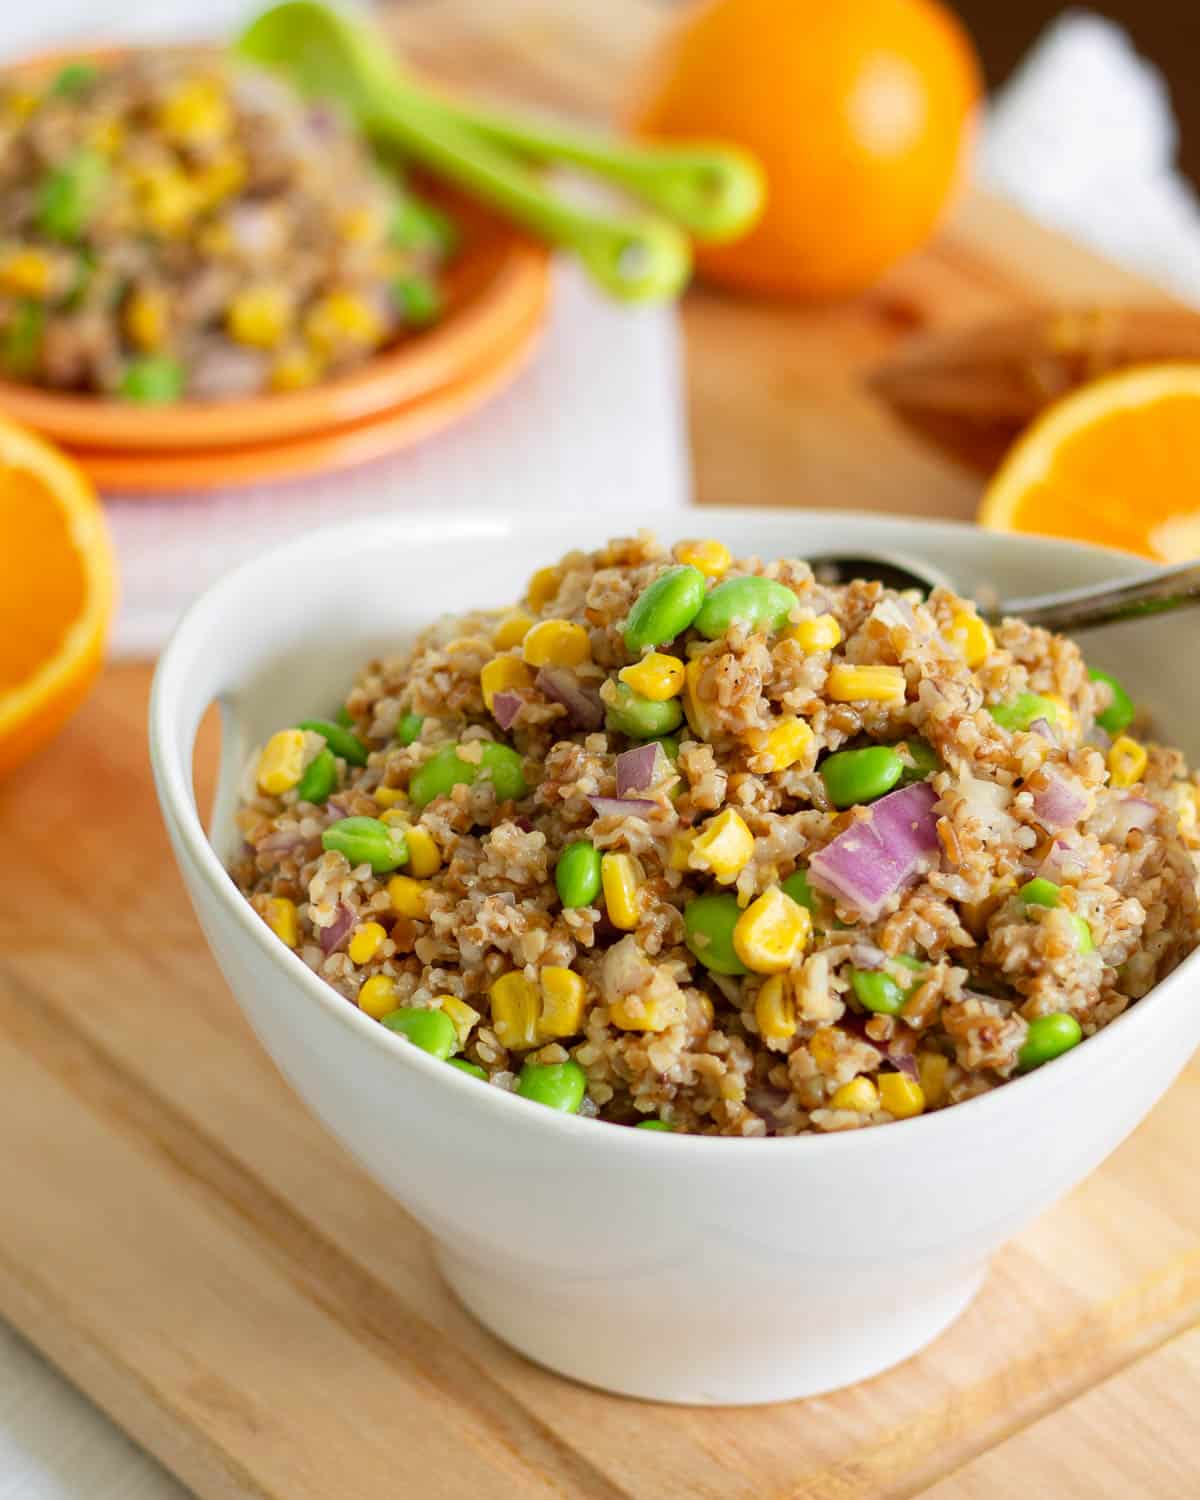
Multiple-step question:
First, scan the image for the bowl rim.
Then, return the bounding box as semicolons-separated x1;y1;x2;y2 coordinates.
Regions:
149;506;1197;1156
0;44;551;451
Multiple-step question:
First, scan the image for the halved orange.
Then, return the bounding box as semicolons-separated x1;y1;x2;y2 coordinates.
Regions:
979;363;1200;561
0;417;116;777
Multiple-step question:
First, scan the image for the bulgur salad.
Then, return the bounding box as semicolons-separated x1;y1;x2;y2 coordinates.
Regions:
230;534;1200;1136
0;49;453;401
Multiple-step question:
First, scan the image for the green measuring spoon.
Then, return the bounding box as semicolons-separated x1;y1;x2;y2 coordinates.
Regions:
238;2;701;301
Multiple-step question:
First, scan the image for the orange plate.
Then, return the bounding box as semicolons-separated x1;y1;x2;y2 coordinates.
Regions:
66;286;547;493
0;48;551;458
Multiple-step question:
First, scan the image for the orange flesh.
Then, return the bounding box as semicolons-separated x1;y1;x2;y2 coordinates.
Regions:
1006;393;1200;558
0;465;87;694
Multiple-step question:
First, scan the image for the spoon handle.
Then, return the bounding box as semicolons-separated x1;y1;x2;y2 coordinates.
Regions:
406;93;764;243
996;560;1200;633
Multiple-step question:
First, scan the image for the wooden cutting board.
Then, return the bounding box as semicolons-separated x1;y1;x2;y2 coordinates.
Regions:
1;4;1197;1497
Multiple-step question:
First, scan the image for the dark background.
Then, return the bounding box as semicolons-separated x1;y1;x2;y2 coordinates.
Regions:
958;1;1200;183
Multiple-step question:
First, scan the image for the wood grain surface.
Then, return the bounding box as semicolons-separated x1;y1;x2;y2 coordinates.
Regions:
0;3;1196;1497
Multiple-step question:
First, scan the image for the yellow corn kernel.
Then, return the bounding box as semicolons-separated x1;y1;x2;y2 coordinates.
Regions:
917;1051;950;1108
676;538;731;578
789;613;843;653
600;852;641;931
1179;787;1199;836
830;1077;879;1112
668;832;694;872
480;653;534;711
124;287;168;351
827;663;907;705
809;1026;840;1073
190;148;246;206
490;970;540;1050
690;808;754;883
339;205;382;244
947;609;995;669
0;249;52;297
439;994;480;1045
257;729;306;795
373;785;407;809
746;714;814;771
755;974;797;1043
269;345;322;391
380;808;409;828
387;875;428;920
610;984;686;1033
159;77;232;147
86;115;125;155
1044;693;1079;743
619;651;685;701
305;290;382;350
525;565;560;612
136;166;197;236
4;90;40;122
1108;735;1148;789
682;655;717;741
358;973;398;1020
348;921;388;966
521;618;591;668
228;285;291;350
264;896;298;949
197;218;235;258
538;967;587;1040
405;826;441;877
733;886;812;974
878;1072;926;1119
493;611;534;650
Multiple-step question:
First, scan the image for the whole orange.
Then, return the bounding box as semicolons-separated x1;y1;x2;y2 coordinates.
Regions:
627;0;982;298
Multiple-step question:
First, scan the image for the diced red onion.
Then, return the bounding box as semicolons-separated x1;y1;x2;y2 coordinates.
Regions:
1028;717;1056;743
1040;834;1087;884
536;666;603;730
588;795;658;820
616;743;663;797
1113;796;1159;838
848;942;889;971
319;904;355;955
258;827;309;854
491;691;523;730
809;782;940;919
1032;768;1090;831
885;1046;920;1082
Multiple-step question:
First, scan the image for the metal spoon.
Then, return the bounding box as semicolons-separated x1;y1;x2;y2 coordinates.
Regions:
808;554;1200;634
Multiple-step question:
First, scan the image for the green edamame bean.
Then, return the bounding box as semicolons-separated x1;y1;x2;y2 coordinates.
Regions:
781;867;815;911
516;1058;588;1113
335;705;354;728
382;1006;458;1060
1089;668;1134;735
36;149;108;241
1018;1012;1083;1072
409;740;527;808
393;275;441;326
1020;877;1061;909
898;738;940;785
118;354;184;404
50;62;98;97
683;892;749;976
693;576;798;640
391;196;458;255
396;711;424;745
989;692;1060;734
295;747;337;803
447;1058;487;1081
635;1118;674;1131
556;840;602;908
820;745;904;808
1020;879;1093;950
322;815;409;873
624;565;706;652
297;717;369;766
1;301;44;378
654;734;680;762
605;681;683;739
850;969;905;1016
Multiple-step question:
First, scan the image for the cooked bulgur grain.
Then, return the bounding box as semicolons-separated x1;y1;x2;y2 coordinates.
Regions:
230;534;1200;1135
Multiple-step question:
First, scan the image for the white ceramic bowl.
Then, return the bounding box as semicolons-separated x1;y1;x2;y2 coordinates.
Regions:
150;508;1200;1405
